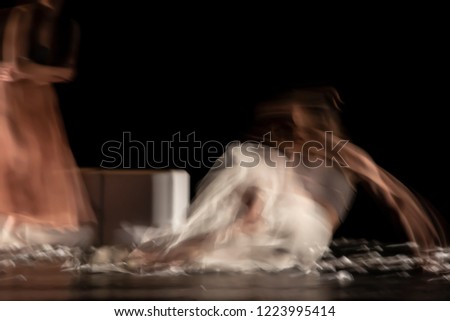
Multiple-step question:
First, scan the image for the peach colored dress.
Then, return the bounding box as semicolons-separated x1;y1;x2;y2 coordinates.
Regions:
0;6;95;244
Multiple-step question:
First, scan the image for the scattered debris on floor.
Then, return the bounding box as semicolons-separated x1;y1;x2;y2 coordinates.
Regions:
1;239;450;283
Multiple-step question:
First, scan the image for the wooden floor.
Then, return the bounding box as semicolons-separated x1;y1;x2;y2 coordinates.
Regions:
1;261;449;300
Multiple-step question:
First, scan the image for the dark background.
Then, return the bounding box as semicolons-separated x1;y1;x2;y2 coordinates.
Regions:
2;1;449;243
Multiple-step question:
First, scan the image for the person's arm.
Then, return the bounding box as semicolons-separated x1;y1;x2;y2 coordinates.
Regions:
16;57;73;82
341;140;445;249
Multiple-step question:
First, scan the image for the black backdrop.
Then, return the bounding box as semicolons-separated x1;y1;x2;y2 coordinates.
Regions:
2;1;449;243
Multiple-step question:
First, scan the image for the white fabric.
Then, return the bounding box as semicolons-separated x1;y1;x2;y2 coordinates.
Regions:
134;143;333;272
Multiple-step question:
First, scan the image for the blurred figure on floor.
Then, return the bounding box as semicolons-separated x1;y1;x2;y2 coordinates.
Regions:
127;87;446;272
0;0;96;248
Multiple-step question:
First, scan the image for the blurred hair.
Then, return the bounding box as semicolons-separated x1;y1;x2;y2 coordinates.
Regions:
247;86;347;154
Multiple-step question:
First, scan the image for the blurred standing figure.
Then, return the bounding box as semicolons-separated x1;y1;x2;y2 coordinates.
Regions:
0;0;96;248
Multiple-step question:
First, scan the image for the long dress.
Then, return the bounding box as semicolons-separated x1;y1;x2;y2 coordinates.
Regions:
0;6;96;247
132;142;355;272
